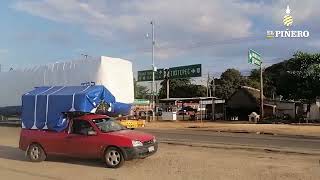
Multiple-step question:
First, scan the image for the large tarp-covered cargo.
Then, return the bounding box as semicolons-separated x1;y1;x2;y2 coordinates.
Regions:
21;85;130;132
0;56;134;116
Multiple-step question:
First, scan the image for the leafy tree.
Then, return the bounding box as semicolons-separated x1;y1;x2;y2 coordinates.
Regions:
246;69;275;97
134;78;149;99
246;69;260;90
215;69;247;99
158;78;206;98
264;51;320;100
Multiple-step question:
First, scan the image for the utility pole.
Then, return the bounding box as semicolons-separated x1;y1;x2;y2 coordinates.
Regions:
165;69;170;99
260;63;264;120
207;73;209;97
81;53;89;59
211;78;215;97
211;77;215;120
151;21;156;121
248;49;263;121
155;82;158;120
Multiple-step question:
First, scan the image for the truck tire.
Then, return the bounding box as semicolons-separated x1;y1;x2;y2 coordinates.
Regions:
104;147;124;168
27;143;47;162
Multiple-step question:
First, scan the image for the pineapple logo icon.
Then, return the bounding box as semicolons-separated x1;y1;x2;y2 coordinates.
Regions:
266;5;310;39
283;5;293;28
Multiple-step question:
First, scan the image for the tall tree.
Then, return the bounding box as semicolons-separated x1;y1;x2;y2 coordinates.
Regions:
246;69;260;90
245;69;277;98
215;68;247;99
264;51;320;100
133;78;149;99
158;78;206;99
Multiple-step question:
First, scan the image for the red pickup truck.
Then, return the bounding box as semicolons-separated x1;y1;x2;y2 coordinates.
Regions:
19;114;158;168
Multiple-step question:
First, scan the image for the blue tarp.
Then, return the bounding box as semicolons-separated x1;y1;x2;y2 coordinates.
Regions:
21;85;131;132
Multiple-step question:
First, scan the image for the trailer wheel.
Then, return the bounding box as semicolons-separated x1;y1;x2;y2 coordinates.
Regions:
27;143;47;162
104;147;124;168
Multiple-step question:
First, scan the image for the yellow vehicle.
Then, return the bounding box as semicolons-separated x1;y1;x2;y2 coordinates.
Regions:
117;99;150;129
119;119;146;129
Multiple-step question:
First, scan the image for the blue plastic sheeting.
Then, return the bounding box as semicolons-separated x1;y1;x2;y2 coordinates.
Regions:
108;102;132;117
21;85;131;132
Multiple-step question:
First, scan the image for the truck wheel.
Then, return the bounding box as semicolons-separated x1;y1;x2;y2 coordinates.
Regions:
104;147;124;168
27;143;46;162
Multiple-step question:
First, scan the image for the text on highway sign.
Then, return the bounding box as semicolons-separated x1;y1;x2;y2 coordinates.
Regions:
248;49;262;66
137;64;202;81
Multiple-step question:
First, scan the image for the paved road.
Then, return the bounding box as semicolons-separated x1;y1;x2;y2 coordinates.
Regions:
1;126;320;180
140;129;320;154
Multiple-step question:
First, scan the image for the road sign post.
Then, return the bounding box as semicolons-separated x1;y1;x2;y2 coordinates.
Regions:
260;65;264;120
165;69;170;99
137;64;202;114
248;49;264;120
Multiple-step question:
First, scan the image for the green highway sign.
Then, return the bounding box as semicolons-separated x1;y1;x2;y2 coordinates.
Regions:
248;49;262;66
137;64;202;81
168;64;202;79
137;69;165;81
133;99;150;105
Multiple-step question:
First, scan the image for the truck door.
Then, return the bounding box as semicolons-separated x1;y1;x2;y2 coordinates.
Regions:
65;119;101;158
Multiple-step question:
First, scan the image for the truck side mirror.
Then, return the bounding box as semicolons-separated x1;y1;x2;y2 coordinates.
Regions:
87;130;97;136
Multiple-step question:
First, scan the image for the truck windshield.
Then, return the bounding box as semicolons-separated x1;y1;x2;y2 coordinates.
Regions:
92;118;126;133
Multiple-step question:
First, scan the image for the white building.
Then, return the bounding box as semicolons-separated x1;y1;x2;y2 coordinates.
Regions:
308;99;320;121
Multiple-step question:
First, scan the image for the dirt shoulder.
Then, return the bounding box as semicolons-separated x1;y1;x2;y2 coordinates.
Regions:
0;126;319;180
143;121;320;137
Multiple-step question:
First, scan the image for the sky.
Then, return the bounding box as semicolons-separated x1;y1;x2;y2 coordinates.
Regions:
1;0;320;83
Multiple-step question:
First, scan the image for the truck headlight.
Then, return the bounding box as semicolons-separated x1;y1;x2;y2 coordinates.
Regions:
132;140;143;147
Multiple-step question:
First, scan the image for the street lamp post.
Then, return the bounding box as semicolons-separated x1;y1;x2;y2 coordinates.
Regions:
151;21;156;121
81;53;89;59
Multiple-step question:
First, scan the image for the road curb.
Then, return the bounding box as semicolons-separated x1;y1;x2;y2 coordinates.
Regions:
185;128;320;140
159;140;320;156
0;121;21;127
145;127;320;140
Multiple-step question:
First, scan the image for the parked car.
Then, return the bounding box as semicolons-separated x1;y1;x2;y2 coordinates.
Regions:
177;106;197;115
19;114;158;168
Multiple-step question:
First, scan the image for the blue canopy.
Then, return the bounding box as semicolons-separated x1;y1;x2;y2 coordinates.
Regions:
21;85;128;132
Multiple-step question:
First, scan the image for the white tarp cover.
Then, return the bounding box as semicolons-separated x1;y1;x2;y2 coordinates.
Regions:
0;56;134;108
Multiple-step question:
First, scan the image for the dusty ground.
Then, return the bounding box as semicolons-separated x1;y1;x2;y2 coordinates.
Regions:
143;121;320;137
0;127;319;180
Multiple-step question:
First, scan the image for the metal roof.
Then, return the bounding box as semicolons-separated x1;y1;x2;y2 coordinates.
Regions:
160;97;224;101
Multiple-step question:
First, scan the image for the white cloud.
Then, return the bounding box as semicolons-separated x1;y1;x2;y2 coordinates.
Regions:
0;49;9;64
12;0;320;64
0;49;9;54
307;39;320;48
12;0;256;59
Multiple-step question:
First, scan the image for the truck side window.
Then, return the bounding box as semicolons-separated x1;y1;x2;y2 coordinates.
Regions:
71;120;94;135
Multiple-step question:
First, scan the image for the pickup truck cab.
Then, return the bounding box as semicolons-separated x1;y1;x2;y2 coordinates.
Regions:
19;114;158;168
